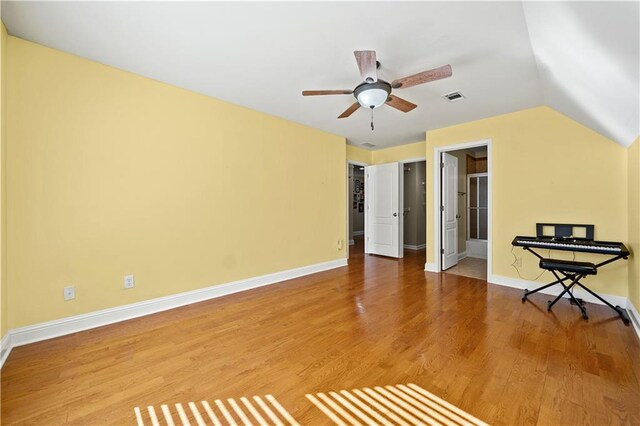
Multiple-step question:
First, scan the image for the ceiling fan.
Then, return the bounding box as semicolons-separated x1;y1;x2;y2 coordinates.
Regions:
302;50;452;128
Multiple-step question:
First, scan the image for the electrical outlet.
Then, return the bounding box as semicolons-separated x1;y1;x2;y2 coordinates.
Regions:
338;239;343;250
124;275;135;289
63;286;75;301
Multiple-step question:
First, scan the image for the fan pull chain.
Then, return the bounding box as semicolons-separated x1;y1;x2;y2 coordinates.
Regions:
370;106;375;131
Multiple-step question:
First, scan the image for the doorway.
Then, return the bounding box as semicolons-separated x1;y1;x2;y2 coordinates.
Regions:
434;141;491;280
402;161;426;252
348;161;367;258
351;159;425;260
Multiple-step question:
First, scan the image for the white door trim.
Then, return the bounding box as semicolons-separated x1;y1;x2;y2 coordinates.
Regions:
347;160;369;259
433;139;492;276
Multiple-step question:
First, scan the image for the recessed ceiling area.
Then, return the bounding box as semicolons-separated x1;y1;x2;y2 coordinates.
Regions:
1;1;638;149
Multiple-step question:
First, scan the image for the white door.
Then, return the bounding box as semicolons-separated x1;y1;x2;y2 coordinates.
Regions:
365;162;403;258
441;153;458;269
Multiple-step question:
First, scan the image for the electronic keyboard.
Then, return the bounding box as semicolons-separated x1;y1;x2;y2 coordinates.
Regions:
512;236;629;256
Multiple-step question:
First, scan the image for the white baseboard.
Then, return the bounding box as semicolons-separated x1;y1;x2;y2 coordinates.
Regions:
626;300;640;342
2;260;634;369
424;263;437;272
404;244;426;250
488;274;628;308
1;333;11;367
457;251;467;260
1;258;348;367
349;239;355;246
353;230;364;236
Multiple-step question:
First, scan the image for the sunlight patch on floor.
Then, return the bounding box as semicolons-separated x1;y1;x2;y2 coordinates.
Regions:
134;384;488;425
134;394;299;426
306;384;489;426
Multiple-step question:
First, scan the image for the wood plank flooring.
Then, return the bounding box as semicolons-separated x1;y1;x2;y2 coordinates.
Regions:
2;237;639;425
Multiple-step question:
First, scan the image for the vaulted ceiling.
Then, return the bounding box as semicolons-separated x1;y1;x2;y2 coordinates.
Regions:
2;2;638;149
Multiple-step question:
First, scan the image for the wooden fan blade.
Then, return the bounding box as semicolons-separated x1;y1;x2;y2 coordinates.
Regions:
354;51;378;83
391;64;452;89
302;90;353;96
338;102;361;119
386;95;417;113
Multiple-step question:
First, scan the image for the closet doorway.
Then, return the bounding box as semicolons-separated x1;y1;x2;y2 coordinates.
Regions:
434;141;491;280
402;160;426;252
347;161;367;257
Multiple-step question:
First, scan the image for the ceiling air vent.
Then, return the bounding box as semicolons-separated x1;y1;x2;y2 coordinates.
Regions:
443;91;465;102
361;142;376;148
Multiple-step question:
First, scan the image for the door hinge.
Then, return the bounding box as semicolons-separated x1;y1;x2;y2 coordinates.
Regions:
441;248;444;254
441;205;444;212
441;162;444;169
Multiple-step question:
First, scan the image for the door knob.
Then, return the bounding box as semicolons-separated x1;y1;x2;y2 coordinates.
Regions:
393;213;398;217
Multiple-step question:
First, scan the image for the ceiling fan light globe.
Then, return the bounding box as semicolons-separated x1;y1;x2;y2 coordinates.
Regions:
357;88;389;109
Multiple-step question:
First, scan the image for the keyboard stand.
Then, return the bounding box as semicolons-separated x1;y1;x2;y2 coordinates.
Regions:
545;270;590;319
520;247;631;325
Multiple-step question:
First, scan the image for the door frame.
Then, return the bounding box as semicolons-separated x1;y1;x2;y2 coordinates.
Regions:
431;139;492;275
347;160;369;260
400;157;427;251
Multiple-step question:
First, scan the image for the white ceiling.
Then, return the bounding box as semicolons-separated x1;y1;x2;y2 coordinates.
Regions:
2;2;638;149
523;1;639;147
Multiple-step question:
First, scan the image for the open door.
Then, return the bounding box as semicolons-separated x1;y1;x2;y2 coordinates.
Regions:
365;162;403;258
441;152;458;269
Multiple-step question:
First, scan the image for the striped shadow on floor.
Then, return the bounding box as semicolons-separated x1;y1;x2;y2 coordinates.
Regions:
306;383;488;426
134;394;299;426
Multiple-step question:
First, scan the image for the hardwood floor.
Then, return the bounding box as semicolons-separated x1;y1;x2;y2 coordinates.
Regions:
2;238;639;425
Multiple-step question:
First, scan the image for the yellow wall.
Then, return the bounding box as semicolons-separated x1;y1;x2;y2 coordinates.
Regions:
0;23;7;338
346;141;427;166
6;37;347;329
628;137;640;308
427;106;629;297
371;141;426;164
346;145;371;164
3;35;636;332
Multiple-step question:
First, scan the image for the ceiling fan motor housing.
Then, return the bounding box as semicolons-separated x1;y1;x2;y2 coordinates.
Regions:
354;80;392;109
